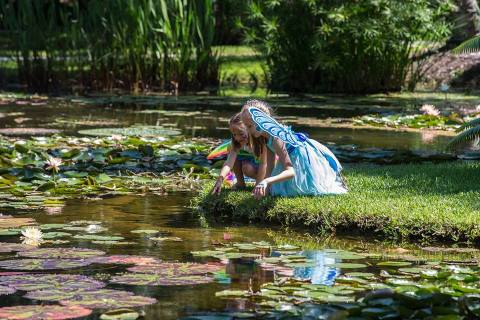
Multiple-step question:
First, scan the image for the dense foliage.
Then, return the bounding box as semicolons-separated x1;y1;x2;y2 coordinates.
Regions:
243;0;453;94
0;0;218;92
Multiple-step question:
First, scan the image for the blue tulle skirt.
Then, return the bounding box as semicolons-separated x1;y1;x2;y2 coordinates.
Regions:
269;138;347;197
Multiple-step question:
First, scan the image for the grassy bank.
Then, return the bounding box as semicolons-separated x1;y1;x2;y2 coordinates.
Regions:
193;162;480;243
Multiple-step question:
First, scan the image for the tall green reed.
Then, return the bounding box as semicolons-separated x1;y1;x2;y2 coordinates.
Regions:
0;0;218;92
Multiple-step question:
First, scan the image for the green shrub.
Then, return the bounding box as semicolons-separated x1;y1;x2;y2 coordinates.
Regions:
243;0;453;94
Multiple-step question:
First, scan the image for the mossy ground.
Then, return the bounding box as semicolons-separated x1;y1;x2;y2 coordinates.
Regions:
193;161;480;243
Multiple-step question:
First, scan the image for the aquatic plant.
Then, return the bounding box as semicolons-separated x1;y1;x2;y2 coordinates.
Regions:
0;0;219;92
0;305;92;320
20;227;43;247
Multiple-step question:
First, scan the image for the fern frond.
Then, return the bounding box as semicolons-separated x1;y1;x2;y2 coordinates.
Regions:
452;35;480;54
457;117;480;131
448;125;480;148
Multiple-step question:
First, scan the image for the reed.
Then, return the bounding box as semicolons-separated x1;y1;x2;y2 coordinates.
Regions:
0;0;218;92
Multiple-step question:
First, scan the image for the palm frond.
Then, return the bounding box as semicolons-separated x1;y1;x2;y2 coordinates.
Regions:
452;35;480;54
448;125;480;148
457;117;480;131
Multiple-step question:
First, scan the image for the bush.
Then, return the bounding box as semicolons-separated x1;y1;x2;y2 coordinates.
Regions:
244;0;453;94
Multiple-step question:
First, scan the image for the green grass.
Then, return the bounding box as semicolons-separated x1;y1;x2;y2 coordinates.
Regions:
193;162;480;243
215;45;266;95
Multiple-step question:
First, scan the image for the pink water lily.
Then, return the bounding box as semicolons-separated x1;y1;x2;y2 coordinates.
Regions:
419;104;440;117
45;156;63;173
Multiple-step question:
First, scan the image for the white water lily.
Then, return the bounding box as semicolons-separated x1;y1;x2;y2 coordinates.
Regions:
21;226;43;246
45;156;63;173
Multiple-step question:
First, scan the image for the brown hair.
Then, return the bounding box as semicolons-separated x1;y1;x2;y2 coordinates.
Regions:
240;99;274;158
229;112;246;151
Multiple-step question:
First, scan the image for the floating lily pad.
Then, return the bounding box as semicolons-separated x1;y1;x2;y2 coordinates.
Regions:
74;235;124;241
0;242;35;253
0;285;15;295
377;261;412;267
18;247;105;259
100;309;139;320
127;262;224;275
69;220;102;226
88;255;160;265
149;237;182;242
327;263;368;269
398;267;427;274
41;232;72;239
0;274;105;291
110;273;214;286
0;229;21;236
59;289;156;309
130;229;158;235
0;259;91;270
0;128;61;136
0;305;92;320
91;240;135;245
325;251;365;260
78;126;181;137
39;224;68;230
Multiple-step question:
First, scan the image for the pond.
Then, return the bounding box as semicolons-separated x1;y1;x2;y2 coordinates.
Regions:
0;97;453;153
1;194;479;319
0;96;478;319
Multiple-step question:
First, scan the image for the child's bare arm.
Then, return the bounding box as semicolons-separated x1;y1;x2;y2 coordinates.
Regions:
212;150;237;195
253;138;294;198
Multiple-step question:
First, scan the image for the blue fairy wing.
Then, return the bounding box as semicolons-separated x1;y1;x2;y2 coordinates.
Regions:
248;107;300;147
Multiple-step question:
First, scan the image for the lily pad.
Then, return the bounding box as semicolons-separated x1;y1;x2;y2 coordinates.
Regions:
327;263;368;269
91;240;135;245
0;274;105;291
100;309;139;320
110;273;214;286
0;242;35;253
127;262;224;275
0;229;21;236
59;289;156;309
0;285;15;295
130;229;159;235
88;255;160;265
377;261;412;267
41;232;72;239
39;224;68;230
0;259;91;270
0;128;61;136
18;247;105;259
74;235;124;241
149;236;182;242
0;305;92;320
78;126;181;137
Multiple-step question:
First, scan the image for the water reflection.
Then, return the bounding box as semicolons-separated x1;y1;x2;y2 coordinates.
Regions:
293;251;339;285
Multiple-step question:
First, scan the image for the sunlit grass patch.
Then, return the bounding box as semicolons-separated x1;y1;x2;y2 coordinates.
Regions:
194;162;480;243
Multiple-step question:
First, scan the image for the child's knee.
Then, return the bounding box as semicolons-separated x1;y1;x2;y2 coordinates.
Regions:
242;162;256;177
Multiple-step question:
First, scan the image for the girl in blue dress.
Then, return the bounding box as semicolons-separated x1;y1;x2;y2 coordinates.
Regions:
240;99;347;198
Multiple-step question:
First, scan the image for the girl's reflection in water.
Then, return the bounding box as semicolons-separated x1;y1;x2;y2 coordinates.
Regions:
293;251;339;285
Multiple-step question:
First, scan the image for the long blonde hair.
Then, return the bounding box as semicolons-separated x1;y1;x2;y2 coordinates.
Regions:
229;112;246;151
240;99;274;158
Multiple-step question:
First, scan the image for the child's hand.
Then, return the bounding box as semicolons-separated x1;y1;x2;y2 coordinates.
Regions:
253;179;269;199
212;177;224;195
